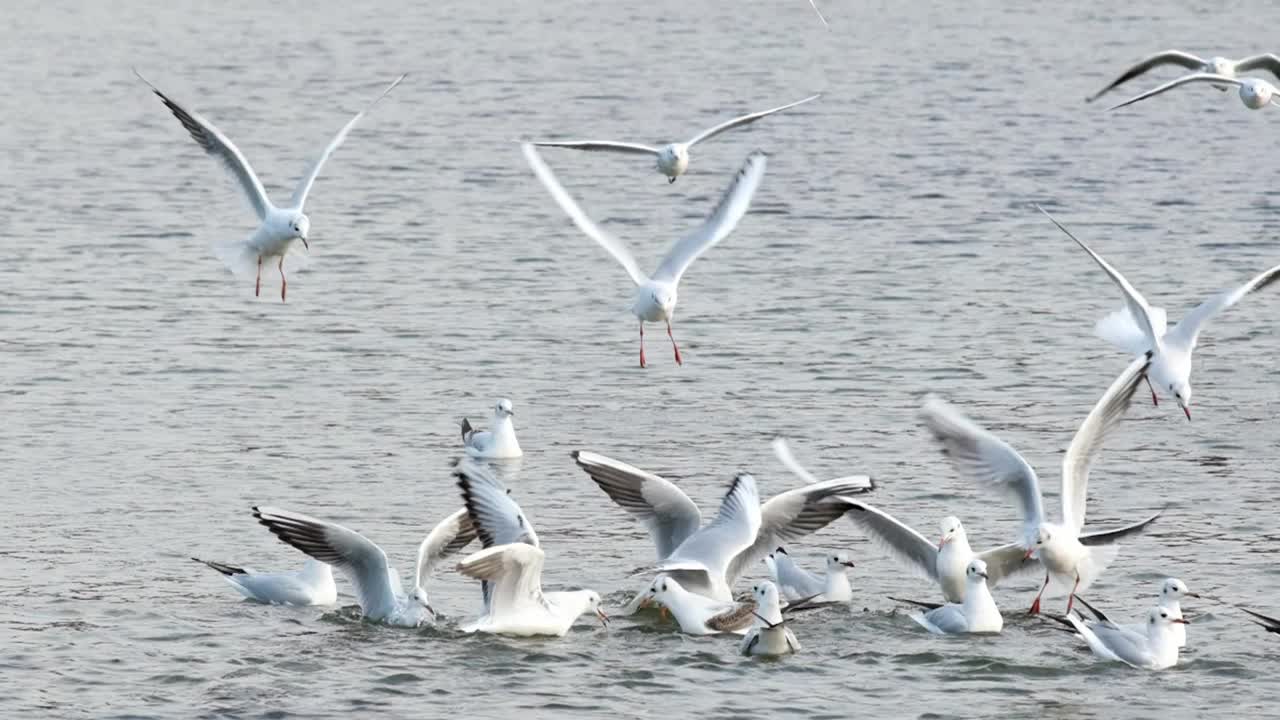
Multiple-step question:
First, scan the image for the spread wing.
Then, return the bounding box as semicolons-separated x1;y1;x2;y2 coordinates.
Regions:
1234;54;1280;80
685;94;821;147
840;501;939;582
1165;261;1280;351
457;543;548;618
414;507;477;592
571;450;701;560
1106;73;1243;111
455;460;539;548
1085;50;1206;102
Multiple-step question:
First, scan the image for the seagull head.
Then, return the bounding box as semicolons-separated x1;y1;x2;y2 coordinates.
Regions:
495;398;515;418
1240;79;1275;110
965;559;989;583
1169;380;1192;420
411;587;436;619
1149;607;1190;631
1024;526;1051;559
650;285;677;313
1162;578;1198;601
937;516;963;549
291;213;311;249
583;591;609;627
826;552;856;570
754;581;781;608
1208;57;1233;76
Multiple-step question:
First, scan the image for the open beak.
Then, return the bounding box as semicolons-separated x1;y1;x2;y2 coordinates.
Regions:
1173;618;1190;625
426;603;437;619
596;608;610;627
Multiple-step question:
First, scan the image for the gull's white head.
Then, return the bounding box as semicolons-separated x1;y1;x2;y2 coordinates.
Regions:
1239;79;1275;109
581;590;609;627
1167;378;1192;420
648;574;680;601
494;398;515;418
1161;578;1197;602
1209;57;1234;76
965;559;990;584
656;144;690;181
290;212;311;249
649;285;677;313
1024;525;1054;559
411;586;436;619
825;552;856;572
753;581;782;609
1147;606;1190;635
938;516;964;549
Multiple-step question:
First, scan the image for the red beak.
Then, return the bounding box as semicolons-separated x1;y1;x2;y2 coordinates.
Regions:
938;536;948;550
1023;548;1035;560
1182;406;1191;421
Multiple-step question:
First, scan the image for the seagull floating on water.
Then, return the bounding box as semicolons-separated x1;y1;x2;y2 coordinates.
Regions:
530;94;817;183
765;547;854;604
1107;73;1280;111
774;437;1035;603
919;357;1163;615
1038;204;1280;419
1066;605;1188;670
906;559;1003;635
252;505;475;627
1073;580;1197;648
643;574;756;635
1086;50;1280;102
190;556;336;606
524;144;766;367
461;398;523;459
740;581;802;656
136;70;404;301
571;449;872;609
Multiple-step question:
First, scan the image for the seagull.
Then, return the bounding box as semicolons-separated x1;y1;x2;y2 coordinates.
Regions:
764;547;855;603
741;581;802;656
1241;607;1280;636
642;574;756;635
190;557;336;606
906;559;1003;634
1067;606;1187;670
1073;579;1198;648
1086;51;1280;102
919;356;1163;615
529;94;817;183
453;459;539;613
524;144;766;367
808;0;830;28
461;398;523;459
136;70;404;301
571;450;873;609
1107;73;1280;111
455;544;609;637
252;505;475;627
1038;204;1280;419
773;437;1036;603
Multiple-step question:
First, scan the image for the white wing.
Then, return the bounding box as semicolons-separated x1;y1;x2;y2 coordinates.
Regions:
661;474;761;582
1106;73;1243;111
136;69;272;220
769;549;824;599
522;143;647;286
1060;354;1151;533
457;543;548;618
572;450;702;560
726;476;874;585
414;506;477;592
289;74;404;210
253;506;399;616
685;94;821;147
1038;205;1163;354
1095;304;1168;354
977;543;1039;587
1164;262;1280;351
651;152;767;285
1085;50;1207;102
454;460;540;548
1235;54;1280;80
529;140;660;155
919;395;1046;536
771;438;821;486
808;0;829;27
840;501;940;582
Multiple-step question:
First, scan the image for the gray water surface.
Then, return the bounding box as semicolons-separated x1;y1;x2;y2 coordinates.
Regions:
4;1;1280;718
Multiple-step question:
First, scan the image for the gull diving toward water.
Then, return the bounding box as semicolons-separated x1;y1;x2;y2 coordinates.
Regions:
764;547;854;603
1038;205;1280;419
190;556;336;606
904;559;1003;635
642;574;757;635
1107;73;1280;111
1066;605;1188;670
529;94;817;183
453;460;607;636
773;437;1036;603
252;505;476;627
136;70;404;301
524;144;766;368
570;450;873;610
741;581;802;656
1086;51;1280;103
461;398;523;459
919;357;1163;615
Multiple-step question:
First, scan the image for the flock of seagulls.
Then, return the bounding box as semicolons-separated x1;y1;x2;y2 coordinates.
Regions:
136;13;1280;670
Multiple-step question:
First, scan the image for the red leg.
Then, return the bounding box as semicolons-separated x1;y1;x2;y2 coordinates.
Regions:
255;256;262;297
1065;573;1081;614
1028;573;1050;615
278;257;287;302
1144;375;1158;407
639;322;647;368
667;320;682;366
